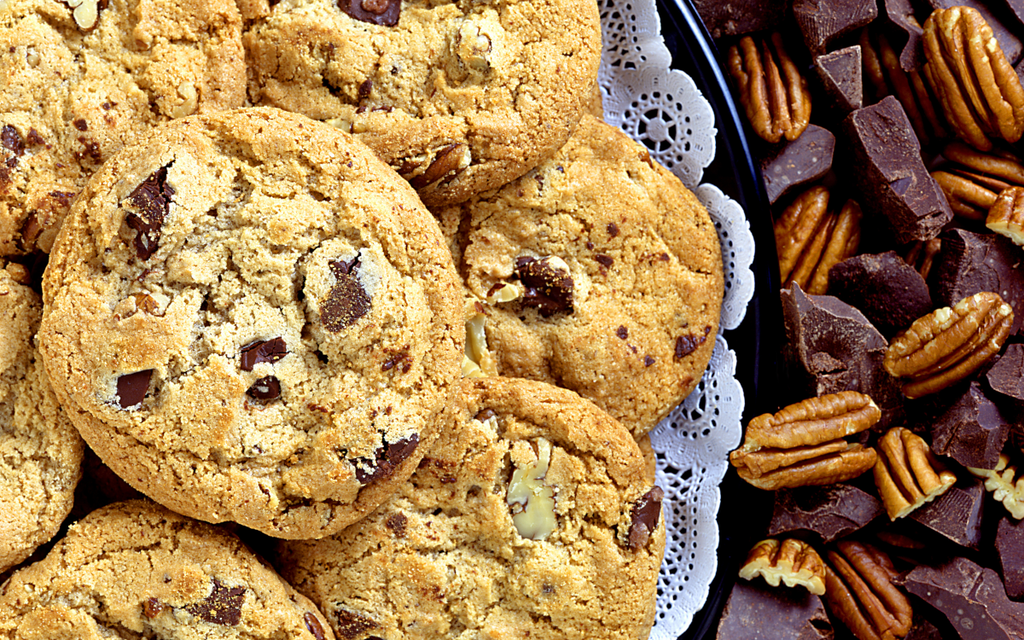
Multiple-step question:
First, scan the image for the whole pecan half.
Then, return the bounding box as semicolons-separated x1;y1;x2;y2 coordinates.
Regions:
730;391;880;490
824;541;913;640
739;538;826;595
883;291;1013;398
774;186;861;295
932;142;1024;220
873;426;956;520
922;6;1024;150
986;186;1024;246
727;32;812;144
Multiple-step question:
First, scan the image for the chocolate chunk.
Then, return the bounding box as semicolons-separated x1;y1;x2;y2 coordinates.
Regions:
335;607;380;639
987;344;1024;435
715;578;835;640
880;0;926;71
1;124;24;156
996;517;1024;599
616;325;628;340
321;255;371;332
826;251;932;338
240;337;287;371
385;512;408;537
927;0;1022;65
928;229;1024;336
627;486;664;551
768;484;883;544
595;254;614;268
513;256;574;317
900;558;1024;640
814;47;863;115
184;579;246;626
125;164;174;260
143;597;164;618
354;434;420;485
904;615;947;640
909;478;987;549
792;0;877;56
930;382;1010;469
116;369;152;409
689;0;786;38
246;376;281;401
304;612;326;640
842;96;953;244
675;326;711;360
338;0;400;26
760;125;835;204
607;222;619;237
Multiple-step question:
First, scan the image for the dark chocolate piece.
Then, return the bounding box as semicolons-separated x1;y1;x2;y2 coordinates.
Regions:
338;0;400;27
792;0;877;56
814;46;863;115
354;434;420;485
513;256;574;317
904;614;948;640
930;382;1010;469
1;124;24;156
689;0;787;39
768;484;883;543
304;612;327;640
125;164;174;260
246;376;281;401
842;96;953;244
627;486;664;551
385;512;408;537
987;344;1024;437
881;0;926;71
322;255;371;332
675;326;711;360
760;125;835;204
240;337;287;371
909;478;986;549
826;251;933;338
715;578;835;640
928;229;1024;336
335;607;380;639
116;369;153;409
996;517;1024;600
927;0;1022;65
185;579;246;626
901;557;1024;640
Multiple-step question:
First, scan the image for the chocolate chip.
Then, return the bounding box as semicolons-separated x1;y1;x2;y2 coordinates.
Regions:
627;486;664;551
358;78;373;98
335;607;380;639
607;222;620;237
240;337;287;371
1;124;23;156
25;128;44;147
643;355;655;366
381;346;412;373
338;0;400;27
616;325;628;340
142;597;164;618
385;512;408;537
304;612;326;640
246;376;281;401
595;254;614;268
354;434;420;485
321;255;371;332
674;326;710;359
116;370;152;409
73;118;88;131
513;256;574;317
125;164;174;260
408;143;468;189
184;579;246;626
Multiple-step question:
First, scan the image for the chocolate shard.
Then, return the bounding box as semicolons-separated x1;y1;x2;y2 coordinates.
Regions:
814;46;863;115
930;382;1010;470
1;124;24;157
900;558;1024;640
909;478;986;549
335;607;380;639
826;251;933;338
996;517;1024;600
338;0;400;27
125;164;174;260
689;0;786;38
354;434;420;485
240;337;287;371
246;375;281;401
760;125;835;204
321;255;371;332
184;579;246;626
880;0;927;70
768;484;883;544
627;486;664;551
842;96;953;244
715;577;835;640
513;256;574;317
792;0;877;56
116;369;153;409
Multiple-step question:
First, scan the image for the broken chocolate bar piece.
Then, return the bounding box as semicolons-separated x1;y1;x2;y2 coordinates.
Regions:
842;96;953;244
761;125;835;204
881;0;926;71
996;517;1024;600
768;483;883;544
716;577;835;640
690;0;786;39
901;557;1024;640
814;46;863;115
909;478;987;549
987;344;1024;435
826;251;932;338
792;0;877;57
930;382;1010;470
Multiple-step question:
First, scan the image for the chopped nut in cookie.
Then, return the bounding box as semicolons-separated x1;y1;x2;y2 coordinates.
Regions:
507;438;557;540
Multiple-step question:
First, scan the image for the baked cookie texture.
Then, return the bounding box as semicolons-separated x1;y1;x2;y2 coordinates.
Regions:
0;499;336;639
38;107;464;539
439;114;724;437
280;376;666;640
0;262;82;573
0;0;246;255
243;0;602;207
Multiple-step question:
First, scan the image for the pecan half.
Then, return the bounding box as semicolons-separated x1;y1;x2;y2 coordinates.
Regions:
774;186;861;295
738;538;826;595
883;291;1013;399
727;32;812;144
730;391;880;490
932;142;1024;220
986;186;1024;246
901;238;941;281
968;454;1024;519
824;541;913;640
922;6;1024;150
873;426;956;520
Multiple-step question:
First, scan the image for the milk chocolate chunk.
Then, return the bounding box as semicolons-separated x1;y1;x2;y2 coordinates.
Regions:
814;46;863;115
761;125;835;204
689;0;786;39
240;337;287;371
116;369;153;409
322;255;371;332
996;517;1024;600
335;607;380;639
901;558;1024;640
354;434;420;485
716;578;835;640
926;0;1022;65
126;164;174;260
792;0;877;56
185;579;245;626
627;486;664;551
826;251;932;338
930;382;1010;470
769;483;883;543
513;256;574;317
843;96;953;244
928;229;1024;336
909;478;986;549
338;0;400;27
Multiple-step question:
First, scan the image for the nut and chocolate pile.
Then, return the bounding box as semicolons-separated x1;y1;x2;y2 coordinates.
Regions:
704;1;1024;638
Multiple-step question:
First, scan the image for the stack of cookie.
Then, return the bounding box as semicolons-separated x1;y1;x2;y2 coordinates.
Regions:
0;1;724;638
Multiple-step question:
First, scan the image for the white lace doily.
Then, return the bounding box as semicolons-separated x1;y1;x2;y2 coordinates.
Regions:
598;2;756;636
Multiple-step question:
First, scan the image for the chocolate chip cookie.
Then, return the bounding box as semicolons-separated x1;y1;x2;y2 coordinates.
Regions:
438;114;724;437
38;107;464;539
243;0;601;207
279;376;665;640
0;499;336;639
0;0;246;255
0;261;83;573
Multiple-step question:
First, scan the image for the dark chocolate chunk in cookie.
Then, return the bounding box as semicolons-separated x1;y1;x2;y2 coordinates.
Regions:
240;338;287;371
322;255;371;332
116;369;152;409
185;579;246;626
125;165;174;260
354;434;420;484
514;256;574;317
338;0;400;27
627;486;664;551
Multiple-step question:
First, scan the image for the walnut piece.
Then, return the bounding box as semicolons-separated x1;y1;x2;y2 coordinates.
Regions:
63;0;99;29
462;313;497;378
506;438;556;540
727;32;812;144
968;454;1024;519
824;541;913;640
873;426;956;520
883;291;1013;399
774;185;861;294
738;538;826;595
986;186;1024;246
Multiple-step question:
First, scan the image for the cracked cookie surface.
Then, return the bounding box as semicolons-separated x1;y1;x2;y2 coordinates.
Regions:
437;115;724;437
0;0;246;255
243;0;601;207
0;499;336;640
38;107;464;539
279;376;665;640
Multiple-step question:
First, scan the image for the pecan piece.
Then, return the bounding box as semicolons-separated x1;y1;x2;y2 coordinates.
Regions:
883;291;1013;399
730;391;880;490
738;538;826;595
727;32;812;144
922;6;1024;150
773;186;861;295
462;312;497;378
968;453;1024;519
901;238;941;281
932;142;1024;220
986;186;1024;246
873;426;956;520
824;541;913;640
